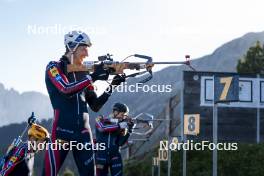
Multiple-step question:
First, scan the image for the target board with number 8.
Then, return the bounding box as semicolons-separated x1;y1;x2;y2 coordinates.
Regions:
184;114;200;135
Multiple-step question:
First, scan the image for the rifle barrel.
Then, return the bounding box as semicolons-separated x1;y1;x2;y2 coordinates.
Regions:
126;61;188;64
152;61;188;64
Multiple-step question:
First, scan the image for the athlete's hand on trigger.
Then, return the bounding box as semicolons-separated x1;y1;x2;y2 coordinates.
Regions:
111;74;126;86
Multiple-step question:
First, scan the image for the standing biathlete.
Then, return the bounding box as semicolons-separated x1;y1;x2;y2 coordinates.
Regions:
43;31;125;176
95;103;134;176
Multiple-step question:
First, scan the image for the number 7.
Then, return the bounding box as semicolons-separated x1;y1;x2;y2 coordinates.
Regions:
219;77;233;101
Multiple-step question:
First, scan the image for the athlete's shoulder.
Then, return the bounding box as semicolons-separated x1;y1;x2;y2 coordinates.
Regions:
46;61;59;70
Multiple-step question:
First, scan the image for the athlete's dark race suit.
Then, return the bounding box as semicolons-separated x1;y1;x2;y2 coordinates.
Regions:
43;56;111;176
0;143;34;176
95;116;130;176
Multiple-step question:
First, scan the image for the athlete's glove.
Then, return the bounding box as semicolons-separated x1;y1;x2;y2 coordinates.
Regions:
91;63;110;81
127;121;134;133
111;74;126;86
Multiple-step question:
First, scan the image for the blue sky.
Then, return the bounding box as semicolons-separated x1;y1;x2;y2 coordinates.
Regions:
1;0;264;94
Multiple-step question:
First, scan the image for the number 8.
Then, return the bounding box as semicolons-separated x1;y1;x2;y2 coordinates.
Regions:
188;116;195;131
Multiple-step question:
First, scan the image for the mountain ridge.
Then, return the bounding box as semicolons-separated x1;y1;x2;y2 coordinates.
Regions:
1;31;264;127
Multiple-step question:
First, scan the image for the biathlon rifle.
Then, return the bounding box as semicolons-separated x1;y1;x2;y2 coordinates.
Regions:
67;54;195;83
122;113;155;136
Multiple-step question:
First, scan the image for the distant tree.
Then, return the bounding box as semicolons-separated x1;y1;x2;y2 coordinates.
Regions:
63;168;75;176
237;41;264;74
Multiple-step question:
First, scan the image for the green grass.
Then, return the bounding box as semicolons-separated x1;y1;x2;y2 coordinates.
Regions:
124;143;264;176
